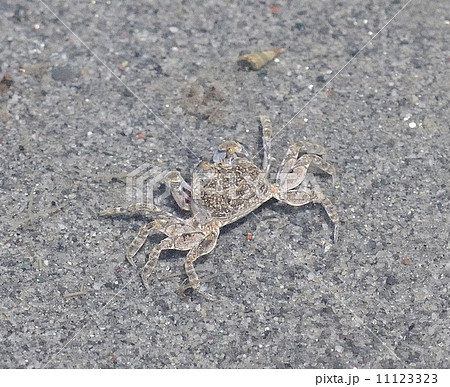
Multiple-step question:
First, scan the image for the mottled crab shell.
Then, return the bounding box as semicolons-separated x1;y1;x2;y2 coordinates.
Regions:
191;159;272;225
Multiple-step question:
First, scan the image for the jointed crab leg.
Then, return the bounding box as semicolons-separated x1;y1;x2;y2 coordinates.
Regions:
179;227;220;294
125;221;157;267
102;203;191;267
140;226;213;291
260;115;273;175
278;190;340;242
100;203;180;221
278;154;336;191
277;141;327;176
141;237;176;289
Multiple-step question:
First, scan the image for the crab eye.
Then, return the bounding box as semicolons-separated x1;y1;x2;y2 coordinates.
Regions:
201;161;211;170
226;142;242;155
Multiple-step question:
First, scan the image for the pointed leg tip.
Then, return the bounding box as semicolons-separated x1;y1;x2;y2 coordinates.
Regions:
200;291;217;301
333;224;339;243
177;286;189;298
199;285;217;301
140;273;151;290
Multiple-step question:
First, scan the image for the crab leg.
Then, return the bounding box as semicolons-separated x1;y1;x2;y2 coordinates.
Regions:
101;204;189;268
279;190;339;242
278;154;336;191
179;227;220;294
140;228;207;290
124;221;158;267
260;115;273;175
277;141;327;179
100;203;162;217
100;203;183;223
140;237;176;289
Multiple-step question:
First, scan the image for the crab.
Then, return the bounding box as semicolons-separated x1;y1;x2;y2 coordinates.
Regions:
101;116;339;297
